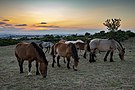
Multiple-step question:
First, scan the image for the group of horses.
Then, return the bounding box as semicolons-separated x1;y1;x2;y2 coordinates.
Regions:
15;38;125;78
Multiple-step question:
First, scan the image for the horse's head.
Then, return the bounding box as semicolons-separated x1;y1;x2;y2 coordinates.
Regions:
68;43;79;71
119;48;125;60
73;57;79;71
39;61;48;78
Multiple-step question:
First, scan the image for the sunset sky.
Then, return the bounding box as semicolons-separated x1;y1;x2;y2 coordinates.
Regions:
0;0;135;34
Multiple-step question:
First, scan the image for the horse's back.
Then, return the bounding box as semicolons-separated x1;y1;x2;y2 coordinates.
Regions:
59;40;66;43
75;42;86;50
15;43;29;53
90;39;115;51
55;42;68;52
42;42;54;48
54;42;69;57
15;43;36;60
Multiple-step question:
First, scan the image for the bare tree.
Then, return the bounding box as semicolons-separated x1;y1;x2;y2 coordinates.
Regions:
103;18;121;31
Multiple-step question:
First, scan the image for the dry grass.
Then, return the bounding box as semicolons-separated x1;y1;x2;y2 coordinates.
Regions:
0;38;135;90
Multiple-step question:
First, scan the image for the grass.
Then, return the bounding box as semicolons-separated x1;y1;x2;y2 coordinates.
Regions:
0;38;135;90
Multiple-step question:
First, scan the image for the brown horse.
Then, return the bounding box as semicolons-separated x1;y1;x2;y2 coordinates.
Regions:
58;39;67;43
15;42;48;78
75;42;86;52
51;42;79;71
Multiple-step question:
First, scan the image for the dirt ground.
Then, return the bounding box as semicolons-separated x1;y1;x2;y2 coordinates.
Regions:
0;38;135;90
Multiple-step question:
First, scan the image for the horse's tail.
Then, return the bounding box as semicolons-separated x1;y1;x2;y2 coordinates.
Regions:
14;43;22;59
15;50;19;59
50;45;54;56
68;43;79;62
86;39;91;52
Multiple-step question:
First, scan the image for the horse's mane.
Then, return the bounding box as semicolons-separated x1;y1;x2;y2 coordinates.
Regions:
68;43;79;62
39;42;43;49
31;42;48;64
109;38;123;49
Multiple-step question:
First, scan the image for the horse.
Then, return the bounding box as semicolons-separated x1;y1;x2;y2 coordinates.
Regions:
39;41;54;53
51;42;79;71
15;42;48;78
75;42;86;52
88;38;125;62
58;39;67;43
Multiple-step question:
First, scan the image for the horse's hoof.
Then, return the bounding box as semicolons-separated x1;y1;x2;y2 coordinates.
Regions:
43;76;47;78
36;72;40;75
67;67;70;69
64;61;66;64
89;60;92;63
57;65;61;67
93;60;96;62
73;65;77;71
104;59;107;62
20;71;24;73
52;64;54;67
28;72;32;76
83;56;86;59
110;60;114;62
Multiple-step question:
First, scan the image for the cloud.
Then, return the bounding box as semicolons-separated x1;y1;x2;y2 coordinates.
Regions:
0;22;6;25
15;24;27;26
5;24;12;26
2;19;10;21
40;22;47;24
35;25;60;28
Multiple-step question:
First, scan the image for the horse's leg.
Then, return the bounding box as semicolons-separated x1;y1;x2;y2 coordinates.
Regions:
92;53;96;62
63;57;66;63
18;59;24;73
48;47;50;53
45;48;48;53
52;55;55;67
104;50;110;62
67;57;70;69
89;49;96;62
28;61;32;75
36;61;40;75
110;51;114;62
83;50;87;59
57;56;61;67
89;52;92;63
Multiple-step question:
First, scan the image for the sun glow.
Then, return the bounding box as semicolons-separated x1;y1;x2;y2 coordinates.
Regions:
0;0;135;31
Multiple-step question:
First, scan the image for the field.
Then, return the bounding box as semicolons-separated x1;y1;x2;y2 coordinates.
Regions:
0;38;135;90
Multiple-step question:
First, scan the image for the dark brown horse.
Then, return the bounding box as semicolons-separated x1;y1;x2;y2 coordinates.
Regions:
15;42;48;78
51;42;79;71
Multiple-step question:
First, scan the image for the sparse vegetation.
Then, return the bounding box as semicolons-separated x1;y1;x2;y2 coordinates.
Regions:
0;30;135;46
103;18;121;31
0;39;20;46
0;38;135;89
